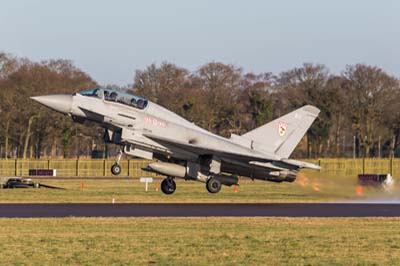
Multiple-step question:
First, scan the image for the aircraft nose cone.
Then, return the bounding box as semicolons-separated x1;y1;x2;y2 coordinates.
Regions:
31;94;73;114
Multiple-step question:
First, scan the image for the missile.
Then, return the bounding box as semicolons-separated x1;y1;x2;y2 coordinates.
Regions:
147;162;186;178
268;170;298;183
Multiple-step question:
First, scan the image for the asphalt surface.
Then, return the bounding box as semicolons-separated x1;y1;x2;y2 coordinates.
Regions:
12;177;152;180
1;203;400;218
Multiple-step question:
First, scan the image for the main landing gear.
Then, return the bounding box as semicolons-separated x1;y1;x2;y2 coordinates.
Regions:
206;177;222;194
111;149;123;175
159;176;222;195
161;176;176;195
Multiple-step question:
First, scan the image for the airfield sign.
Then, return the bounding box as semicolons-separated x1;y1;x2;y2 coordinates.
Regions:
140;177;154;192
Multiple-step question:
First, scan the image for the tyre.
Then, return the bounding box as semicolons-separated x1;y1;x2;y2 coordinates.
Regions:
161;178;176;195
206;178;221;193
111;164;122;175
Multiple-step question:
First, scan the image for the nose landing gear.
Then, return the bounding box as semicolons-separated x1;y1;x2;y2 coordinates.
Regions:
111;163;122;175
111;149;123;175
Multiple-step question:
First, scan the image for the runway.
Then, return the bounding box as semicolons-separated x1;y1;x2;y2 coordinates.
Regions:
1;203;400;218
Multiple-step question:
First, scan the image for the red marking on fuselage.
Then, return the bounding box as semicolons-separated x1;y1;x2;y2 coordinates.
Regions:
144;116;167;128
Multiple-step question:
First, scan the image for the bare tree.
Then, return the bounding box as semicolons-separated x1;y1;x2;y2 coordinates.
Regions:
274;63;330;157
343;64;398;157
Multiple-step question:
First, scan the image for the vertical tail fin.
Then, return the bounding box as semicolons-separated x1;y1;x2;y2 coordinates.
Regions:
242;105;320;158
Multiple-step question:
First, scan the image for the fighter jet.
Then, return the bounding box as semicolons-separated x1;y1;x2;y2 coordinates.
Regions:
31;88;321;194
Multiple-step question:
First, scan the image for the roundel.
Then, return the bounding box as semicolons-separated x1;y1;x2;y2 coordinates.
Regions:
278;122;287;137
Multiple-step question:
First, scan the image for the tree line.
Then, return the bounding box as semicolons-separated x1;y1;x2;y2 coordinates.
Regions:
1;52;400;159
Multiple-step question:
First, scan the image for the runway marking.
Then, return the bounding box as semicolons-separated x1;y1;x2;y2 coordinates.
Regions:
0;203;400;218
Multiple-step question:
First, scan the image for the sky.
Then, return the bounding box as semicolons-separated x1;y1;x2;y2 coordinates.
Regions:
1;0;399;85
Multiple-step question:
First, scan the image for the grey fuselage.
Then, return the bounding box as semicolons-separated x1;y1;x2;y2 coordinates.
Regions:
74;93;278;158
32;89;318;183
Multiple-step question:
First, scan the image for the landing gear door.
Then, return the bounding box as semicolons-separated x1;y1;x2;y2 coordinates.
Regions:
104;129;122;144
124;145;153;160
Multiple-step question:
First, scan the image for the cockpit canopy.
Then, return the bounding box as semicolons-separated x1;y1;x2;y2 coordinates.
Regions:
79;88;148;110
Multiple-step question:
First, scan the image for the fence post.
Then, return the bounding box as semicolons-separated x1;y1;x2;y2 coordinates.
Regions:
362;158;365;174
14;159;18;176
76;159;79;177
390;157;393;176
127;159;130;177
103;159;106;177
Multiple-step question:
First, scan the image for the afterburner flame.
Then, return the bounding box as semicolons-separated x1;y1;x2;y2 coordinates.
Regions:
312;182;321;192
297;172;309;187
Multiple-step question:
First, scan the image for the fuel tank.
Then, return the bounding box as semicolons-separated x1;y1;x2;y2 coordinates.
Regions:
147;162;186;178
